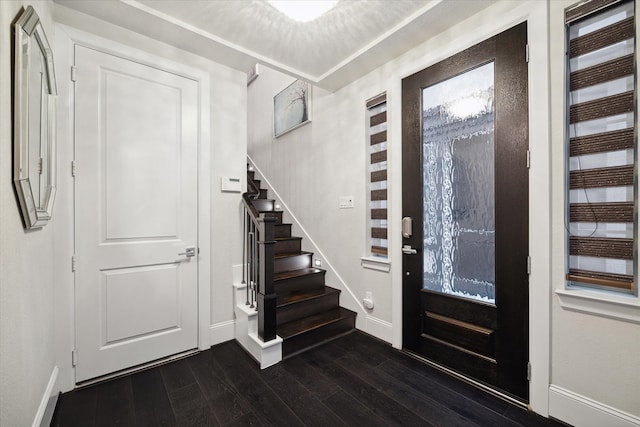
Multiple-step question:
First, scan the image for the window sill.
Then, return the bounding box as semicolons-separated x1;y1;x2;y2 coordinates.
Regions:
361;256;391;272
555;288;640;324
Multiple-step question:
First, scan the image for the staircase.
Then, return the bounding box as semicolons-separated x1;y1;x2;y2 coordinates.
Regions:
246;168;356;359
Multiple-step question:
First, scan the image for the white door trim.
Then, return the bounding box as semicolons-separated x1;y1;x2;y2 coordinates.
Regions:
55;24;211;386
388;2;551;416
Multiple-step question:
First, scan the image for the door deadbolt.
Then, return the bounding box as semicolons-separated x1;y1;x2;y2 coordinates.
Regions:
402;217;413;238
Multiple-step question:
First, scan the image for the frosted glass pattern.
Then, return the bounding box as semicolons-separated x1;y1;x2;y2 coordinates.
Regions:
422;62;496;303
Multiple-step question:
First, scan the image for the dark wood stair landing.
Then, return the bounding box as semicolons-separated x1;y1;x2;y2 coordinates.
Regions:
247;168;356;358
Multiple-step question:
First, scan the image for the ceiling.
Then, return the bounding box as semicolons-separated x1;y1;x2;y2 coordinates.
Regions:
54;0;497;91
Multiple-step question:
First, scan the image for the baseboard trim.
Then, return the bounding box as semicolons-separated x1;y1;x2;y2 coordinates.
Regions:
365;315;393;343
549;385;640;427
34;366;59;427
210;320;235;345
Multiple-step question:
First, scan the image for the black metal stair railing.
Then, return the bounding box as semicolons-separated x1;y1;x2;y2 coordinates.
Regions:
241;177;277;342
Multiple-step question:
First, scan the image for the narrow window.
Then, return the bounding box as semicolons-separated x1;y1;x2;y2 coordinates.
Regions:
565;0;637;294
367;93;388;257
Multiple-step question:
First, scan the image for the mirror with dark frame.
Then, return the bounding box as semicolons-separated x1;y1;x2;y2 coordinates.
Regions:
14;5;57;229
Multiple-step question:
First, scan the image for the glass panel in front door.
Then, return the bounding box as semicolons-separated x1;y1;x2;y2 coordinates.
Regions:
422;62;496;303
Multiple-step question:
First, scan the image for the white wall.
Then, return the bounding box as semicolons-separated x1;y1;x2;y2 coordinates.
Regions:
248;0;636;422
51;3;247;392
0;1;59;425
547;1;640;425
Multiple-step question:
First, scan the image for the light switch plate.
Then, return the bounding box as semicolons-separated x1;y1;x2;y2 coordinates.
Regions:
339;196;354;209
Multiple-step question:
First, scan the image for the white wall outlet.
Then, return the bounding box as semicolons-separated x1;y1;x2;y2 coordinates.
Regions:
339;196;354;209
314;258;322;267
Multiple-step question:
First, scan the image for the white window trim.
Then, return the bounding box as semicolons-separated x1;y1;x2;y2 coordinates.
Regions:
360;256;391;272
556;288;640;324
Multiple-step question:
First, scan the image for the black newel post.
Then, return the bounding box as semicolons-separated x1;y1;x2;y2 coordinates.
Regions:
257;216;277;341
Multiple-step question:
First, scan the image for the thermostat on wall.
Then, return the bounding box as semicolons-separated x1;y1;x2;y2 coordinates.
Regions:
221;176;242;193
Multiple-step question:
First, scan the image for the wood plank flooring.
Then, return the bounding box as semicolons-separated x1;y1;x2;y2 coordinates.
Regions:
51;331;568;426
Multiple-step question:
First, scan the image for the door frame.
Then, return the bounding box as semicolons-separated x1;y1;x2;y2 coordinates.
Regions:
400;22;530;400
386;4;552;416
54;24;211;386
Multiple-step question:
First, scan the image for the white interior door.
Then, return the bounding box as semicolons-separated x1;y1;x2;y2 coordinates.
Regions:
74;45;199;382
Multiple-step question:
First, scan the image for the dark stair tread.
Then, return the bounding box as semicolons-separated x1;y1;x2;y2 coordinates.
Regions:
277;286;340;307
274;251;312;259
277;307;357;339
253;200;275;212
274;267;324;281
260;210;282;217
275;236;302;242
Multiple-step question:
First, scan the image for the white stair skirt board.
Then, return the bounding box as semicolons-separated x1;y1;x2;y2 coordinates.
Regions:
33;366;59;427
233;282;283;369
549;385;640;427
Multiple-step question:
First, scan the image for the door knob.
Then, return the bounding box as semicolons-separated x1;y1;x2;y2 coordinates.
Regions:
178;247;196;257
402;245;417;255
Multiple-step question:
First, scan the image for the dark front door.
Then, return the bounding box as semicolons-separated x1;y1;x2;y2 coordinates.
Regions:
401;22;529;401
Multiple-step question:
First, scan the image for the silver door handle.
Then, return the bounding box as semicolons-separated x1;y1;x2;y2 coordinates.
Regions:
402;245;417;255
178;247;196;257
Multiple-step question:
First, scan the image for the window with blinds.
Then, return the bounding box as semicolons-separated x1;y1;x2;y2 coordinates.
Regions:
565;0;636;294
367;93;388;257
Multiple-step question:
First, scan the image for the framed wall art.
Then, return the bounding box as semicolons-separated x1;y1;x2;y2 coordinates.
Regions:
274;79;311;137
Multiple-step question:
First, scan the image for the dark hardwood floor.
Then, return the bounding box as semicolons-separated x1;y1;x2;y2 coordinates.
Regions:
52;331;568;426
